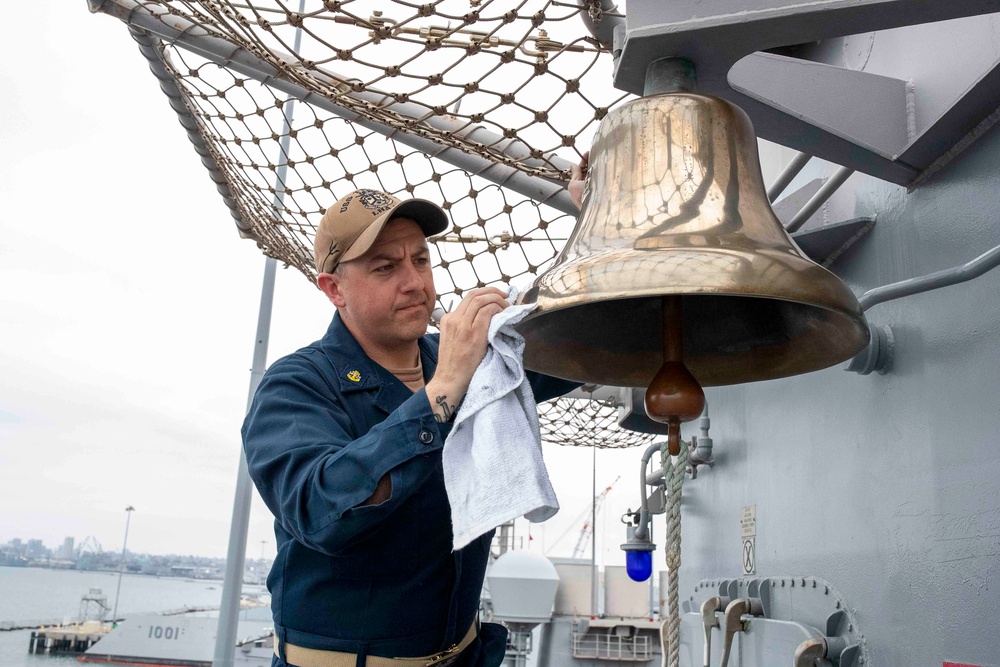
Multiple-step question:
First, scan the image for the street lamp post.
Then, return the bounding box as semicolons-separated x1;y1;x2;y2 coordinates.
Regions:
111;506;135;621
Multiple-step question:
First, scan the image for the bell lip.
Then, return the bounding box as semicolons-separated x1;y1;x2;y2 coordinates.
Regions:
516;291;870;388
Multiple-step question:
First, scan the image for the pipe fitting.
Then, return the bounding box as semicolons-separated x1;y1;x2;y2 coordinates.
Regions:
634;441;663;539
686;411;714;477
845;322;893;375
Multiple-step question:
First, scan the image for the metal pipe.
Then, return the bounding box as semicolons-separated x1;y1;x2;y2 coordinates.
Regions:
89;0;580;216
686;401;714;471
590;446;598;616
766;152;811;203
574;0;624;50
212;256;277;667
859;242;1000;310
213;5;306;662
634;442;663;540
784;166;854;233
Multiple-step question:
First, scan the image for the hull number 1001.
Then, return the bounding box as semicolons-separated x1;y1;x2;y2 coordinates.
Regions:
148;625;182;640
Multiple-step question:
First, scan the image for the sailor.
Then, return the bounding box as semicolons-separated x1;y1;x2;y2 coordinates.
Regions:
242;163;587;667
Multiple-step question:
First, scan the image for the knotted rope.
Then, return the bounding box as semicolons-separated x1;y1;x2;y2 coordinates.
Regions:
660;437;688;667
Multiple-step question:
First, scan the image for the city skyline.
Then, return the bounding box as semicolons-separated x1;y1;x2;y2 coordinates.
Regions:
0;534;274;561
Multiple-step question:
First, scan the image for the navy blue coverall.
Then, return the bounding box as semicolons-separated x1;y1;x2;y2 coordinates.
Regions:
242;312;577;667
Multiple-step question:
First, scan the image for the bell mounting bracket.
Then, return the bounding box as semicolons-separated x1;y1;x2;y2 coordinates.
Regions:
614;0;1000;187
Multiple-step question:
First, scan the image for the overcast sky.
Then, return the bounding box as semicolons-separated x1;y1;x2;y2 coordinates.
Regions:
1;2;666;571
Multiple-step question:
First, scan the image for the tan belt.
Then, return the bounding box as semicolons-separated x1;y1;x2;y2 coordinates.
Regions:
276;622;478;667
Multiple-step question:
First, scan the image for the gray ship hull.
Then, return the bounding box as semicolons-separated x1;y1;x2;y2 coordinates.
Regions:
81;615;272;667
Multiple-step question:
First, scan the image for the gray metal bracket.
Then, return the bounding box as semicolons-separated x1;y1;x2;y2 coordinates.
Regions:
845;323;894;376
615;0;1000;186
618;387;672;435
791;218;877;269
680;576;867;666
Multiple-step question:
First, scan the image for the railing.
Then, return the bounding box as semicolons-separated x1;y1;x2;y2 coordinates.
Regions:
489;534;525;556
1;619;66;632
571;632;653;661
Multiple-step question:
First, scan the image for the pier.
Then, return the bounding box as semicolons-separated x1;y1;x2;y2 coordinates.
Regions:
28;621;112;655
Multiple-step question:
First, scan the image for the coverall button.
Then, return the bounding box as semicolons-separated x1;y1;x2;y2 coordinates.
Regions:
418;429;434;445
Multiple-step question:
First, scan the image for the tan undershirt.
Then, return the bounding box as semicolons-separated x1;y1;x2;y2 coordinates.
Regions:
385;356;425;392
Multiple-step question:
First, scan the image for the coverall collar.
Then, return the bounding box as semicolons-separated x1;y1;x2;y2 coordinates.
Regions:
319;311;440;401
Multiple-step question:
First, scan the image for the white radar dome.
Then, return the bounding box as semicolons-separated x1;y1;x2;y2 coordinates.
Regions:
486;551;560;624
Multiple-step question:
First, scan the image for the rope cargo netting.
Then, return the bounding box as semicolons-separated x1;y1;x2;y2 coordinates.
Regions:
97;0;655;448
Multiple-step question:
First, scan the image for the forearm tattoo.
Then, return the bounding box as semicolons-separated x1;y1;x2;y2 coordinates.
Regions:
434;395;457;423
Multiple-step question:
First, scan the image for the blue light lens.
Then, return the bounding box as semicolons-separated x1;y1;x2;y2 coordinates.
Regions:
625;550;653;582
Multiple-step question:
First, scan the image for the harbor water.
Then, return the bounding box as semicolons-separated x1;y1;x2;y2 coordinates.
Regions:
0;566;264;667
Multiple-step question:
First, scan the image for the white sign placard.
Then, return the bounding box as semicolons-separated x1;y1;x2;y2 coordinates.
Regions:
740;505;757;538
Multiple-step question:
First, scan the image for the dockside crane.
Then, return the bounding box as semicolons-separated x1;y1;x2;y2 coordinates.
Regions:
545;476;620;557
572;476;619;558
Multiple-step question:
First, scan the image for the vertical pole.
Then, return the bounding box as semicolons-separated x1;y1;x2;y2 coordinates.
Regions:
111;506;134;621
212;256;276;667
591;446;598;616
213;6;306;665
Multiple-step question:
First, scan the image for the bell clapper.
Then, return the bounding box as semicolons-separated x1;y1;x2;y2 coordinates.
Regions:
645;296;707;455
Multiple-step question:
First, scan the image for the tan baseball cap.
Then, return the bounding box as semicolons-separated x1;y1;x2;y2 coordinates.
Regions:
314;189;449;274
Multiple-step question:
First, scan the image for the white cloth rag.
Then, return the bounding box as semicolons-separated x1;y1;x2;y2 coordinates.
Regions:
442;287;559;550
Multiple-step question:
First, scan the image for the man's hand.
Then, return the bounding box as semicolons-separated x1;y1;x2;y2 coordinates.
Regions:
567;151;590;210
425;287;510;423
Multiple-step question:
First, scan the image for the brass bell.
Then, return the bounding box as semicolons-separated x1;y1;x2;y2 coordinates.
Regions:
517;93;869;388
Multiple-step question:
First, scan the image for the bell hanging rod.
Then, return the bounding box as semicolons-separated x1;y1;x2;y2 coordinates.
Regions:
785;166;855;233
767;152;812;203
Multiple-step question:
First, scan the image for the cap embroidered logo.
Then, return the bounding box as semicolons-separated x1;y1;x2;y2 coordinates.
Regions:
355;189;394;216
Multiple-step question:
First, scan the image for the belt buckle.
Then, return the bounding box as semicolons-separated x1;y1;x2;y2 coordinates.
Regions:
426;643;461;667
